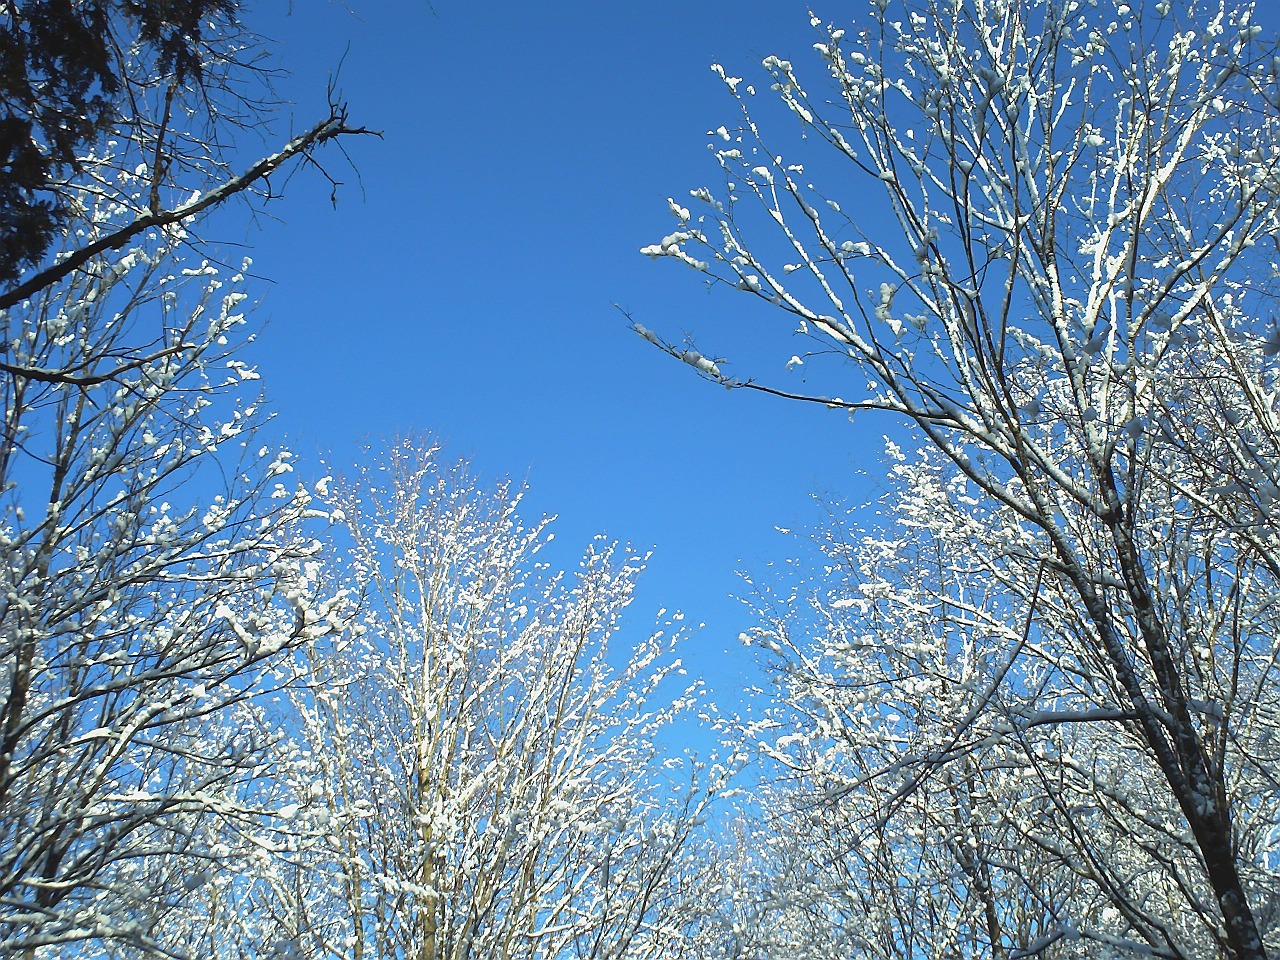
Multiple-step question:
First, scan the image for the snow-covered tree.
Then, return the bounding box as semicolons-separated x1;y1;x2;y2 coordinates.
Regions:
740;447;1256;960
247;442;724;960
642;1;1280;958
0;24;367;953
0;164;349;958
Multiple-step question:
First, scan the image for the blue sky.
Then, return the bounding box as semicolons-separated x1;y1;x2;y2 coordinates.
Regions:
235;0;892;703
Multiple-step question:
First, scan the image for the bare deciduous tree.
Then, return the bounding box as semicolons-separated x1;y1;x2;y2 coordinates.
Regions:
642;1;1280;957
0;14;368;955
255;443;724;960
0;167;349;958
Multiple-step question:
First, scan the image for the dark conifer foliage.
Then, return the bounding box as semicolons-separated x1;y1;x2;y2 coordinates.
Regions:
0;1;236;284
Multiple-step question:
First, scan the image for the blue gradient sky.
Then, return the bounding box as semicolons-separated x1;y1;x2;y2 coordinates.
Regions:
236;0;891;704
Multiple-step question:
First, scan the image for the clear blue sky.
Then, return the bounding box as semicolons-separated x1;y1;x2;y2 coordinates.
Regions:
234;0;891;704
